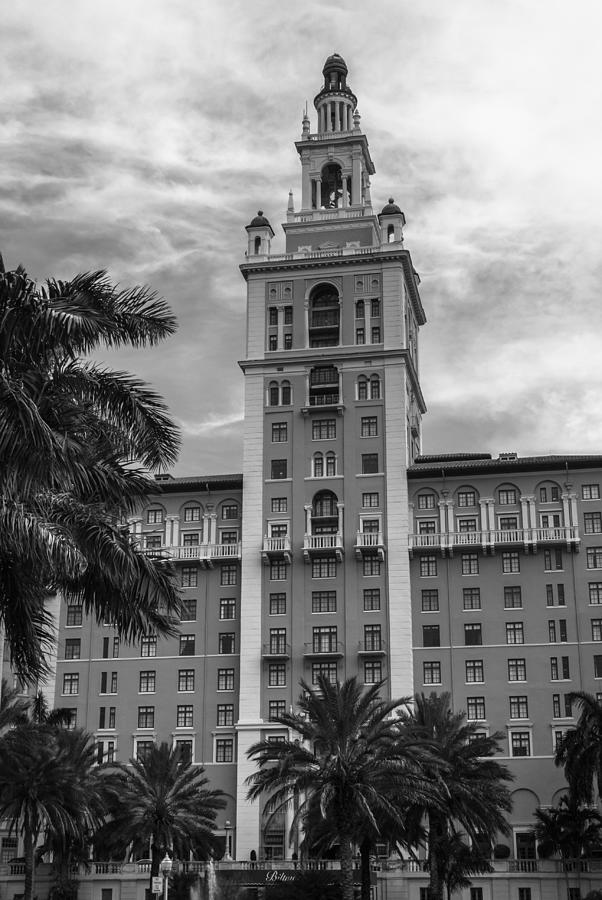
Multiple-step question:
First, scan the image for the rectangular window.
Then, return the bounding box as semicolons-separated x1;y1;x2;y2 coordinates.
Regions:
564;695;573;717
418;494;436;509
461;553;479;575
508;658;527;681
421;589;439;612
562;656;570;678
364;660;382;684
137;706;154;729
506;622;524;644
219;598;236;619
271;422;288;442
457;490;476;507
268;700;286;721
147;509;163;524
65;638;81;660
463;587;481;610
589;582;602;604
66;604;83;626
311;557;336;578
499;489;517;505
284;333;292;350
558;584;566;605
559;619;568;642
466;660;484;683
362;492;380;509
269;335;278;351
464;623;482;646
371;298;381;317
312;591;336;613
502;551;520;573
312;419;336;440
595;655;602;678
217;703;234;726
585;512;602;533
592;619;602;641
553;694;561;718
423;625;440;647
583;484;601;500
141;635;157;657
268;663;286;687
221;564;238;585
423;661;441;684
466;697;486;720
587;548;602;569
139;670;156;693
360;416;378;437
215;738;234;763
222;504;239;519
175;740;192;764
511;732;531;757
418;520;436;535
181;598;197;621
177;705;193;728
470;889;484;900
269;307;278;326
458;518;478;533
269;592;286;615
363;588;381;611
181;566;198;588
356;327;365;345
271;560;288;580
178;669;194;692
361;453;379;474
551;657;559;680
313;626;338;653
546;584;554;606
504;586;522;609
217;668;235;691
271;459;288;479
371;326;381;344
311;661;337;684
510;696;529;718
364;624;382;652
219;633;235;654
549;620;557;642
544;549;563;571
184;506;201;522
110;671;117;693
182;532;199;547
420;555;437;577
269;628;287;654
271;497;288;513
62;673;79;695
112;637;120;658
179;635;195;656
136;740;154;762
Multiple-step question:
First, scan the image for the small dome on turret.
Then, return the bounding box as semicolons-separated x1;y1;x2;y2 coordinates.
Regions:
380;198;402;216
248;210;271;228
323;53;348;77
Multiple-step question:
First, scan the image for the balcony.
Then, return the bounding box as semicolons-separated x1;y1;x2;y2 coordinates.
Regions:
408;525;580;556
303;641;344;659
261;535;292;564
303;532;344;562
142;543;242;567
357;640;387;656
262;641;291;659
355;531;385;561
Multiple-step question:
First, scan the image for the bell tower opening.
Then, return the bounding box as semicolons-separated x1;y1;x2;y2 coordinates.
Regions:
308;284;340;346
319;163;351;209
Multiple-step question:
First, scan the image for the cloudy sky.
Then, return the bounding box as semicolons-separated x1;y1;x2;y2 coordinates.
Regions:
3;0;602;475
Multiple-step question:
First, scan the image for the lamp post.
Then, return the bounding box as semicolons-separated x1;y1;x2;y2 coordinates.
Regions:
161;853;173;900
224;820;232;860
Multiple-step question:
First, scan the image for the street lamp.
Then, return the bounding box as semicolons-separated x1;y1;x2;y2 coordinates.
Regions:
224;821;232;860
160;853;173;900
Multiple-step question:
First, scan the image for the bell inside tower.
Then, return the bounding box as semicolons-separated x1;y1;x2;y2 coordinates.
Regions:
319;163;350;209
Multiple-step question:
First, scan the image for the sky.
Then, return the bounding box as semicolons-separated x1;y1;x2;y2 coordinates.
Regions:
2;0;602;475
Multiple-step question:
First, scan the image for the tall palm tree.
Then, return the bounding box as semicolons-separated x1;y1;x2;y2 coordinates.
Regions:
555;692;602;804
0;259;182;681
400;692;513;900
0;678;30;738
246;676;432;900
98;742;226;890
533;795;602;900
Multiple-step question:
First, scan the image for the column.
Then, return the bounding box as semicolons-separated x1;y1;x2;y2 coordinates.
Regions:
202;514;211;544
341;176;348;208
304;301;309;351
172;515;180;547
301;157;311;210
351;152;361;206
520;496;530;532
165;516;174;546
210;514;218;545
337;502;344;538
304;505;312;535
478;500;488;535
277;307;284;350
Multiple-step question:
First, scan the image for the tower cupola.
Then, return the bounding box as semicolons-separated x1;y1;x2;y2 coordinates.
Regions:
245;211;274;257
378;198;406;245
313;53;357;134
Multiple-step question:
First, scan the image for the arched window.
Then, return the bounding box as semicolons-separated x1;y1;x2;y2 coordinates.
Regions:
320;163;345;209
268;381;279;406
356;300;365;319
281;380;291;405
357;376;368;400
313;490;338;519
309;284;340;348
387;224;395;243
325;452;336;477
370;375;381;399
254;236;261;254
313;453;324;478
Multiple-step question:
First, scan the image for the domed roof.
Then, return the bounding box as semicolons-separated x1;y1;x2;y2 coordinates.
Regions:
248;210;271;228
323;53;348;75
380;198;402;216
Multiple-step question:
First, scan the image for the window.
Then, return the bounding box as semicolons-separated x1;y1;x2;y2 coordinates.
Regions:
63;709;77;730
371;298;380;317
66;604;83;626
463;588;481;610
311;558;336;578
423;661;441;684
470;890;483;900
217;668;235;691
178;669;194;692
457;490;476;507
325;452;336;476
362;557;381;577
113;637;120;658
461;554;479;575
498;489;517;505
590;583;602;604
502;551;520;573
504;586;522;609
271;498;288;516
355;300;365;319
362;494;380;511
553;694;561;718
508;658;526;681
423;625;440;647
268;335;278;351
419;520;436;535
139;670;156;693
551;657;559;680
110;671;117;693
271;459;288;479
221;530;237;545
357;376;368;399
313;419;336;440
219;598;236;620
177;705;193;728
283;305;292;325
361;416;378;437
269;700;286;721
183;506;201;522
464;624;482;646
362;453;379;474
420;555;437;577
64;638;81;660
221;564;237;585
421;589;439;612
215;738;234;763
181;566;198;588
499;516;518;530
595;655;602;678
219;633;235;654
175;740;193;764
417;494;436;510
549;620;557;642
312;591;336;613
356;327;365;345
370;375;381;399
269;593;286;615
267;562;289;584
141;635;157;657
371;326;381;343
182;532;199;547
466;697;486;720
268;663;286;686
364;588;381;611
62;673;79;695
269;628;287;654
222;503;239;519
506;622;524;644
281;381;291;404
364;624;382;651
511;732;531;757
181;598;197;621
564;695;573;717
544;549;563;571
272;422;288;442
592;619;602;641
364;660;382;683
147;509;163;524
466;660;484;683
583;484;601;500
313;626;338;653
312;661;337;684
136;740;154;762
585;512;602;533
510;696;529;718
588;548;602;569
217;703;234;726
458;518;477;533
269;307;278;326
138;706;155;729
179;635;195;656
559;619;567;642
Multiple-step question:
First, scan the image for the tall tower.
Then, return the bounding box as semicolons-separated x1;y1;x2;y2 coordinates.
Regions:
236;54;426;859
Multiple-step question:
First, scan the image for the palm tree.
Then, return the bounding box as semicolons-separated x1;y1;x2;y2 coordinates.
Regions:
437;831;493;899
400;692;513;900
555;692;602;804
0;259;182;681
533;795;602;900
98;742;226;890
0;678;30;738
246;676;431;900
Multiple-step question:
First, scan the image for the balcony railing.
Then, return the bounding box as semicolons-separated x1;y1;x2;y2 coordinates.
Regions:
303;640;344;658
357;639;387;655
303;532;344;562
409;526;580;554
142;543;241;565
261;535;292;564
354;531;385;560
262;641;291;659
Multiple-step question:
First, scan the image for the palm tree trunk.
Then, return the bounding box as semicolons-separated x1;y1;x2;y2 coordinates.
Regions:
150;840;165;895
360;837;372;900
23;827;36;900
339;832;355;900
427;815;446;900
